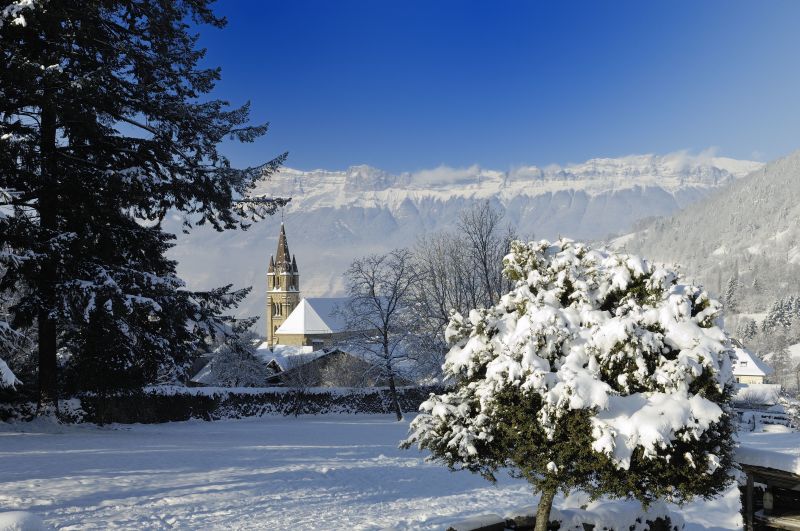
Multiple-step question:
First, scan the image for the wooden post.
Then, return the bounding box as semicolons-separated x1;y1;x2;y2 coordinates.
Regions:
745;471;754;531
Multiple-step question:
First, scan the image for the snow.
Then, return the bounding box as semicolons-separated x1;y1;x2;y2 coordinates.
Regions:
788;342;800;363
732;383;781;405
274;298;348;335
254;342;326;370
0;512;50;531
0;415;742;530
0;357;20;389
730;349;772;377
167;153;760;330
411;240;735;472
736;430;800;475
0;0;37;28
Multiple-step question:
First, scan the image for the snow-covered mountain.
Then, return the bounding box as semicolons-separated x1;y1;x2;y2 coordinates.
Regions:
619;149;800;313
168;153;761;331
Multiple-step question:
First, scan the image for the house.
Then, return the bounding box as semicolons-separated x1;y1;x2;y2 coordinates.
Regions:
255;343;411;388
732;348;773;384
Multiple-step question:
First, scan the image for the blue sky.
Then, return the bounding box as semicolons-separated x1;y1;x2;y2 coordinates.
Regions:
199;0;800;172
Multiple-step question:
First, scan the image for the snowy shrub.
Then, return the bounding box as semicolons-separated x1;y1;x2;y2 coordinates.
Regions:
403;239;737;529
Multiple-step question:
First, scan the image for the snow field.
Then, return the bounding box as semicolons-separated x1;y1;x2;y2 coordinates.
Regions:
0;415;741;530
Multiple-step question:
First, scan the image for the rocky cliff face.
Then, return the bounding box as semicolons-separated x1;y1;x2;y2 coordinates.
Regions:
167;153;761;329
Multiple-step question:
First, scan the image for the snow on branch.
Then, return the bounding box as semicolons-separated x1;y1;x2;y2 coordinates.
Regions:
0;0;41;28
404;239;738;506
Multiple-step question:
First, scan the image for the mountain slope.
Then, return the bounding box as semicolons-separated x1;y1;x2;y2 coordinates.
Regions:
167;153;761;331
620;149;800;312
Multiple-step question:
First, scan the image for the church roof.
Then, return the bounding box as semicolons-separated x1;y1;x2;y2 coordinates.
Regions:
275;297;350;335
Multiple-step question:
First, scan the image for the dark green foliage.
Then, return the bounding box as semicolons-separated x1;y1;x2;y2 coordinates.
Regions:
0;0;285;405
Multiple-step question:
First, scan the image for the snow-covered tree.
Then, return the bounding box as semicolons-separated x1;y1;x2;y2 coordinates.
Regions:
723;274;739;314
0;321;20;388
737;318;758;342
207;341;270;389
0;1;287;413
403;240;736;530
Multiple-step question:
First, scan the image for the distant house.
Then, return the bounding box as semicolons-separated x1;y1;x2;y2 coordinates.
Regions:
732;348;773;384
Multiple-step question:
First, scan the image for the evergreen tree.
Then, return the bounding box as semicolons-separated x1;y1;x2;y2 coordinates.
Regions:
737;318;758;342
751;270;762;294
0;1;287;413
723;274;739;314
762;299;785;333
403;240;736;530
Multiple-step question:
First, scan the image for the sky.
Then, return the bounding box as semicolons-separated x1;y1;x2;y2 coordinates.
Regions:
198;0;800;173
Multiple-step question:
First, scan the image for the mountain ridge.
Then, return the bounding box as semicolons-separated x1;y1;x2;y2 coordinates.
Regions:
168;152;762;331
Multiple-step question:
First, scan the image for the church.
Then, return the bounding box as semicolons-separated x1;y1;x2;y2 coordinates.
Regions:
266;223;349;350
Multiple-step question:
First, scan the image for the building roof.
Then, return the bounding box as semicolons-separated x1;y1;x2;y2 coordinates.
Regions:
732;348;773;377
254;342;324;370
274;297;350;335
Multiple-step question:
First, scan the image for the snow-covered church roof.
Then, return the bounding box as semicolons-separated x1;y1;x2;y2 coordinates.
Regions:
275;298;349;335
731;348;773;377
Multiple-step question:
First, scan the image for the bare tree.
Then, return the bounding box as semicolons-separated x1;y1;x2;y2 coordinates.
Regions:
458;201;514;307
410;202;518;376
338;249;417;421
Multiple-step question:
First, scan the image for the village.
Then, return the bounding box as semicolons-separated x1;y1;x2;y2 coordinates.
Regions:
3;1;800;530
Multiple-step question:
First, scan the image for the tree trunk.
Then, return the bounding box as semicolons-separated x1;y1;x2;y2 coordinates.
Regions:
384;354;403;421
37;90;59;417
534;485;556;531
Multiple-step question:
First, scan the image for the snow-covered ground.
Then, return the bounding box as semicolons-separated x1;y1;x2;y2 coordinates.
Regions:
0;415;742;530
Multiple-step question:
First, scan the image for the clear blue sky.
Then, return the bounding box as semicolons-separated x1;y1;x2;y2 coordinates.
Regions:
199;0;800;173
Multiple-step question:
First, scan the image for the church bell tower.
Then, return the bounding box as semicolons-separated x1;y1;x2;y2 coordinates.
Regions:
266;223;301;345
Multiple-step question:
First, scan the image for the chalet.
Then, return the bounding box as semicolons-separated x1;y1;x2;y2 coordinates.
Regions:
732;348;773;385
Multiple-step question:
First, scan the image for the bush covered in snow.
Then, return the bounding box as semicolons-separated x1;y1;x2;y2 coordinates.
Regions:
403;239;737;529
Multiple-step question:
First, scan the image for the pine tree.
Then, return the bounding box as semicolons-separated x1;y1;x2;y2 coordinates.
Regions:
737;318;758;342
0;1;287;413
403;240;736;530
723;274;739;314
763;299;785;333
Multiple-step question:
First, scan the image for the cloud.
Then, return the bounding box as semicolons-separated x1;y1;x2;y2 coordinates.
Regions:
409;164;482;186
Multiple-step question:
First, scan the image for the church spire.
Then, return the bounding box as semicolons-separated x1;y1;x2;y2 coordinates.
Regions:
275;223;292;272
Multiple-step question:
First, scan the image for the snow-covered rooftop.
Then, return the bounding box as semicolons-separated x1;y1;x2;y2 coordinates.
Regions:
275;297;349;335
255;342;325;371
731;348;772;377
737;430;800;475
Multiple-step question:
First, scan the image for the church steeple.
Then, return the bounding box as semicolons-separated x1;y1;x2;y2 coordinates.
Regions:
275;223;292;272
266;223;301;345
